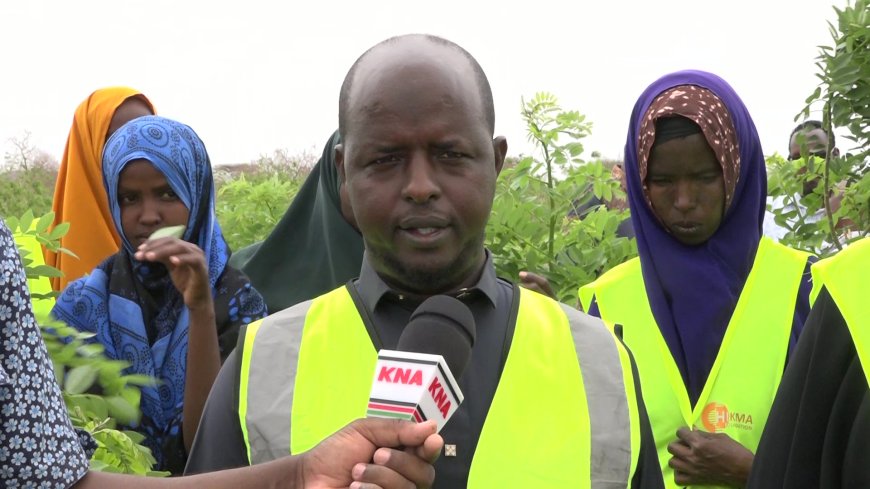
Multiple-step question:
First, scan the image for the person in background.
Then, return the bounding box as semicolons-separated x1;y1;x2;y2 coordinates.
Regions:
230;130;364;313
747;238;869;488
579;71;815;488
48;87;155;291
1;217;442;489
763;120;841;241
52;116;267;473
187;33;663;488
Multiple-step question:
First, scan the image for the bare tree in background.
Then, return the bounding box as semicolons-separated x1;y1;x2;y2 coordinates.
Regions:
4;131;58;172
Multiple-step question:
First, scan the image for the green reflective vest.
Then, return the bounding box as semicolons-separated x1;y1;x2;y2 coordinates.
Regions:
238;284;642;488
579;237;811;489
810;238;870;384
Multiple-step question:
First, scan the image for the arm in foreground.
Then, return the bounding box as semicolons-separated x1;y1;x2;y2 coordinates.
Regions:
76;418;443;489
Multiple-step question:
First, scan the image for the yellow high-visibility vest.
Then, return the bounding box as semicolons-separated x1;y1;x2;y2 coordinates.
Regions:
238;285;642;488
580;237;811;489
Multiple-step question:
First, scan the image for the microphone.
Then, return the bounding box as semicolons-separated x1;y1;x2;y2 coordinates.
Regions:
367;295;475;432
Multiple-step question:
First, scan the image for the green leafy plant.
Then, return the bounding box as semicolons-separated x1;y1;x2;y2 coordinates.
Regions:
770;0;869;255
6;210;72;302
486;93;637;302
214;149;314;250
215;174;301;251
8;210;166;476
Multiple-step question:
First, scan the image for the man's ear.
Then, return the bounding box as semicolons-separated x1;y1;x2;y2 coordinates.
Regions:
335;144;346;184
492;136;508;176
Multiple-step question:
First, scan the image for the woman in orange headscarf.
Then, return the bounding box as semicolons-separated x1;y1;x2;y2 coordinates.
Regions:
47;87;155;290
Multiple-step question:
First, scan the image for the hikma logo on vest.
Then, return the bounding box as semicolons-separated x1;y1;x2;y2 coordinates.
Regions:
700;402;754;432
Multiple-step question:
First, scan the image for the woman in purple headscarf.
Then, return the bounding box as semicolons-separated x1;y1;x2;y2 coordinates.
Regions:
579;71;814;488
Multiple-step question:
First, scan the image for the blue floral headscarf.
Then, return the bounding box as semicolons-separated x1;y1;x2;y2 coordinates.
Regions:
103;115;228;280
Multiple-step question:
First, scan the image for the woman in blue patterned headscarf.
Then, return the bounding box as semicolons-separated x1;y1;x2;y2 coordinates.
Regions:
53;115;267;473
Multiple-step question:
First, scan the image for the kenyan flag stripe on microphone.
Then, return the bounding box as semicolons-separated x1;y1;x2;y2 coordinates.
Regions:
367;398;427;422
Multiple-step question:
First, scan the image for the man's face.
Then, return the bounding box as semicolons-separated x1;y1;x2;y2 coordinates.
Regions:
337;43;506;294
789;128;830;161
789;128;833;196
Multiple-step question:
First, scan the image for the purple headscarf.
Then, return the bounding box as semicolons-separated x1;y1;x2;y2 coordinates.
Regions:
624;70;766;403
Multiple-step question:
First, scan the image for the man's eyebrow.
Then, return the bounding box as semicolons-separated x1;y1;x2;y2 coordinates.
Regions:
372;144;405;153
431;140;463;150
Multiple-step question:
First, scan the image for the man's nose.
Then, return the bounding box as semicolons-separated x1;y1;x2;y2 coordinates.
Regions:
402;152;441;204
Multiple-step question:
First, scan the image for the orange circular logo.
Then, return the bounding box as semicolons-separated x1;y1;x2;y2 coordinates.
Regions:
701;402;729;432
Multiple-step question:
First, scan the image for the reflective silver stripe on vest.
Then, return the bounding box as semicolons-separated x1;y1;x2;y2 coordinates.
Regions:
245;300;313;465
561;303;633;488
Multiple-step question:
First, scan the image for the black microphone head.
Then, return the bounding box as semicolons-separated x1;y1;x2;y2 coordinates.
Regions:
396;295;476;380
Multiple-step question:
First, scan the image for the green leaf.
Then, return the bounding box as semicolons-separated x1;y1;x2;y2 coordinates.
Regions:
30;291;59;300
65;365;100;395
6;217;20;233
48;221;70;240
19;209;34;233
123;374;160;387
57;247;80;259
28;264;63;278
35;211;55;233
805;86;822;104
106;395;140;425
66;394;110;420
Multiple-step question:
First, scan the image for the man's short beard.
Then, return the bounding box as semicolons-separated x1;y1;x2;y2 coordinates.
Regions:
366;236;486;296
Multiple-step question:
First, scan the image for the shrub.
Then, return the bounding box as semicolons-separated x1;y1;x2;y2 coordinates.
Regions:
214;149;314;251
486;93;637;303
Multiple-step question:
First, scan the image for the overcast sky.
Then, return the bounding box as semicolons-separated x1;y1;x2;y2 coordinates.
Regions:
0;0;844;167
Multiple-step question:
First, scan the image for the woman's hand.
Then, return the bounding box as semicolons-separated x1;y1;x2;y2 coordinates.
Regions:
135;237;212;312
667;427;754;487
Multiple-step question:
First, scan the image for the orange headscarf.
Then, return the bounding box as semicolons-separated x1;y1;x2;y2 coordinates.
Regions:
47;87;155;290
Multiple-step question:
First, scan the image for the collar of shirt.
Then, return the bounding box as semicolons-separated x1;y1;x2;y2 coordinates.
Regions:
355;250;500;312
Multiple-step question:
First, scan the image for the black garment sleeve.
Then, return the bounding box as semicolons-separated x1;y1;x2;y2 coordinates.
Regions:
184;341;250;474
748;287;870;489
624;339;666;489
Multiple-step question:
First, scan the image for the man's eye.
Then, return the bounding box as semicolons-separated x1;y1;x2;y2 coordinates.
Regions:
119;194;137;205
437;150;464;159
371;155;401;166
160;190;179;200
